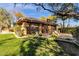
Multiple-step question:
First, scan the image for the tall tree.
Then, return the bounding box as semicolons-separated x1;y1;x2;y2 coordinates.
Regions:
14;12;25;19
14;3;79;32
33;3;79;32
0;8;13;31
40;16;46;21
47;15;57;23
40;16;57;24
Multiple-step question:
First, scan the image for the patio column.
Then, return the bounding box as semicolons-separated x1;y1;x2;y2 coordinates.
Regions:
28;23;31;34
39;24;42;34
25;22;29;35
21;22;28;36
48;25;52;34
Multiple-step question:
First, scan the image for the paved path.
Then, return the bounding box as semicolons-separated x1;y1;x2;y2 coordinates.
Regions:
59;33;74;39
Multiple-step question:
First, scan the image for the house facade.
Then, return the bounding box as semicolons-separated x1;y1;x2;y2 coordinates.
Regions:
16;17;57;36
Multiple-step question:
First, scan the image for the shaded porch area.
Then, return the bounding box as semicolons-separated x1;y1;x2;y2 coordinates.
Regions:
16;17;57;36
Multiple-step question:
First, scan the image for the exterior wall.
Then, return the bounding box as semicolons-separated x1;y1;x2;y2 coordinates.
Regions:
21;23;56;35
17;20;57;36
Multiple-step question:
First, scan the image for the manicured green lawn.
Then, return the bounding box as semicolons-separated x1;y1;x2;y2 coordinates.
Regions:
0;34;21;56
0;33;61;56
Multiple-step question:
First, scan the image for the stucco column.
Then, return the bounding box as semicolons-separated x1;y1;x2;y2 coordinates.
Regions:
48;25;52;34
21;22;28;36
39;24;42;34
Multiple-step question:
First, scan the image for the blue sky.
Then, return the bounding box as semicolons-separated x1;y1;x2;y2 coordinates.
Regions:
0;3;51;18
0;3;79;27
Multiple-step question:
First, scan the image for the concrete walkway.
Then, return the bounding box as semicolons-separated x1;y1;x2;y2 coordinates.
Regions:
59;33;73;39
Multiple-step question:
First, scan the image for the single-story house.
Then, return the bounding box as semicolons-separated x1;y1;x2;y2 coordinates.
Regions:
16;17;58;36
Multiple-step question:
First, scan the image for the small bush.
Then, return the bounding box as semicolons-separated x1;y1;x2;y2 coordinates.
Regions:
72;26;79;40
14;25;22;36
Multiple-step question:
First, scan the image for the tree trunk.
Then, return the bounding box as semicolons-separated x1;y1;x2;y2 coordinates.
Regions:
62;20;65;33
67;19;70;28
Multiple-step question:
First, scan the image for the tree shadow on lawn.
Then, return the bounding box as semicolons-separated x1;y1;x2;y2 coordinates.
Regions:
20;37;46;56
0;38;16;45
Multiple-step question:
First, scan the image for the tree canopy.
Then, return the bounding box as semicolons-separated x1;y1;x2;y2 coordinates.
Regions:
14;3;79;32
15;12;25;19
0;8;13;29
33;3;79;32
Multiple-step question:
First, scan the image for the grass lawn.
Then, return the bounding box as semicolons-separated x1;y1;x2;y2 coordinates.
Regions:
0;33;61;56
0;34;21;56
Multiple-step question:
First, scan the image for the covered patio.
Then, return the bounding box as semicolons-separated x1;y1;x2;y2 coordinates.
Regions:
16;17;57;36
